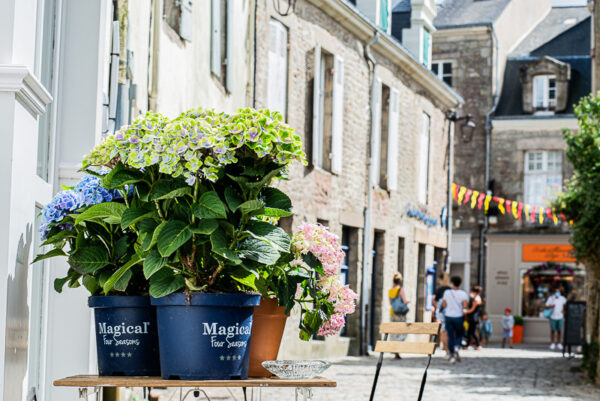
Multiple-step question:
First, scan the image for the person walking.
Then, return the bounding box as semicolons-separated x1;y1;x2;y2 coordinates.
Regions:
479;312;492;347
388;272;410;359
465;286;482;350
433;273;451;355
545;286;567;350
442;276;469;364
501;307;514;348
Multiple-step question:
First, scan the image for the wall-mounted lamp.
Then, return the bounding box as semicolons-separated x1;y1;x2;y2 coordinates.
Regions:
446;112;477;142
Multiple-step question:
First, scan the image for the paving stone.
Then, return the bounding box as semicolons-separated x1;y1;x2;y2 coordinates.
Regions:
155;344;600;400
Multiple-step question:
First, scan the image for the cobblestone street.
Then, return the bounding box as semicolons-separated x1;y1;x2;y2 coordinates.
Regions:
156;345;600;401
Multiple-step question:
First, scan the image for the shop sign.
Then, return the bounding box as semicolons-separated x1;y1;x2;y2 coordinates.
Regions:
522;244;576;263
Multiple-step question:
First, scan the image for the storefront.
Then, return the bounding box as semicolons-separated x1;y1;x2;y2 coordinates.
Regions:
486;234;585;343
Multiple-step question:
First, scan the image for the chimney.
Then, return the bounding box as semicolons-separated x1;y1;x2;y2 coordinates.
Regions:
400;0;437;68
356;0;392;33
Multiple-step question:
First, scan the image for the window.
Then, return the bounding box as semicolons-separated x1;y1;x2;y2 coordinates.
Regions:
164;0;193;41
418;113;431;204
311;47;344;173
372;81;399;190
267;19;288;120
524;151;562;207
422;28;431;68
397;237;405;278
432;62;452;86
521;266;584;318
36;0;57;181
532;75;557;113
211;0;233;90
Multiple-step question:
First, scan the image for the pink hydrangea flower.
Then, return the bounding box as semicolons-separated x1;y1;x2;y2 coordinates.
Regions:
291;223;345;276
318;313;346;336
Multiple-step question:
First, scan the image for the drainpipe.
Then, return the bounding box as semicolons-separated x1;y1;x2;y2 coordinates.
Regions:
148;0;161;112
107;0;120;135
445;114;455;273
360;31;379;356
479;25;499;290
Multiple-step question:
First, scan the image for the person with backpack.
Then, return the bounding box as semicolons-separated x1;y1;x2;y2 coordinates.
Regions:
442;276;469;364
389;272;410;359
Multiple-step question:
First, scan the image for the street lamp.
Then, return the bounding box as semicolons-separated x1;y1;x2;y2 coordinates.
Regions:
460;114;476;142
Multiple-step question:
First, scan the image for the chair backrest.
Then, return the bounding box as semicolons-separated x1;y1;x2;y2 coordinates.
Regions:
374;322;441;356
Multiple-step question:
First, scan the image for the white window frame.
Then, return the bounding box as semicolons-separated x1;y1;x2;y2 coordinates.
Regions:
431;61;452;86
210;0;233;91
267;18;288;120
524;150;562;207
532;75;557;114
418;112;431;204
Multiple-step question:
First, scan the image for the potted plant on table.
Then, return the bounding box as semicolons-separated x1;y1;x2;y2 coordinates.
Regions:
34;174;160;376
81;108;309;380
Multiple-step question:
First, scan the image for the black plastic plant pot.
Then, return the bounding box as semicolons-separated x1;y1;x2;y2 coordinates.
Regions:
89;296;161;376
151;293;261;380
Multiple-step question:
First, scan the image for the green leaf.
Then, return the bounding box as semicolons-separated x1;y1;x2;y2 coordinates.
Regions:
149;268;185;297
102;254;143;294
157;220;192;257
112;269;133;292
189;219;219;235
74;202;126;225
103;166;145;188
261;187;293;217
121;207;155;229
230;269;258;290
143;249;169;279
192;191;227;219
82;275;101;295
224;187;243;211
113;235;130;261
147;220;167;251
41;230;76;246
33;248;67;263
213;248;242;264
210;227;227;251
68;246;110;274
237;200;265;216
149;179;192;201
245;221;291;253
237;237;280;265
54;269;80;293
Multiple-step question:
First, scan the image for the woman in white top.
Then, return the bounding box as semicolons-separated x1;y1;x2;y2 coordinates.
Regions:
441;276;469;364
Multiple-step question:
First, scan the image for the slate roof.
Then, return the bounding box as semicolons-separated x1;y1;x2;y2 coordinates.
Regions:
511;7;591;56
495;9;591;117
433;0;511;28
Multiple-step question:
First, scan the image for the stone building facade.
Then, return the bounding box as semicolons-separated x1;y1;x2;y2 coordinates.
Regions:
254;0;461;356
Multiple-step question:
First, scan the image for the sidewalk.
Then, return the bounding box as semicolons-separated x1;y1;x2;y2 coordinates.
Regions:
154;344;600;400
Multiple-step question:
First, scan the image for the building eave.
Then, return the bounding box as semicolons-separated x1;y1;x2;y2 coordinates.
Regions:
306;0;464;109
0;65;52;117
492;115;579;131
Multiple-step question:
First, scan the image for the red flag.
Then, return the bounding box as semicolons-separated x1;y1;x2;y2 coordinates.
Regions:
517;203;523;220
531;206;537;223
452;183;459;201
546;208;553;221
559;213;566;220
464;188;473;205
505;199;512;213
477;193;485;210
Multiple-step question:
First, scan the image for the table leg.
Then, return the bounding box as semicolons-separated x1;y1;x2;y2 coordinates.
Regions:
295;387;313;401
78;386;102;401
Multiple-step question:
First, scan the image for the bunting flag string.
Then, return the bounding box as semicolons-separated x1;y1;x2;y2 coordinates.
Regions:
451;183;567;226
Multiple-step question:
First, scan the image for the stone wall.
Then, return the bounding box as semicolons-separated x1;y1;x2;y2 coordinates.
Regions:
256;1;451;356
489;126;572;233
433;27;494;286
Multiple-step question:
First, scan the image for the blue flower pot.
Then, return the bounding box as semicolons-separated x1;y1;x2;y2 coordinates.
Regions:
151;293;261;380
89;296;160;376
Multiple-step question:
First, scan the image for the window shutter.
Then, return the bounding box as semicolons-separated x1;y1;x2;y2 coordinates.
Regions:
225;1;234;92
371;78;382;185
386;88;399;190
331;55;344;175
418;112;430;204
312;45;321;167
268;19;287;119
210;0;221;76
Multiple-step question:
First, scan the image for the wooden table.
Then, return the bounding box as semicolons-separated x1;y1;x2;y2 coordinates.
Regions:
54;375;337;401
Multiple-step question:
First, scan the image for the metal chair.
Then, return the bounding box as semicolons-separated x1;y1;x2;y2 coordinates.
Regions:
369;322;441;401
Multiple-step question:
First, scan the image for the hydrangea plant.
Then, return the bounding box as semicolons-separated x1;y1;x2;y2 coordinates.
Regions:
34;174;144;295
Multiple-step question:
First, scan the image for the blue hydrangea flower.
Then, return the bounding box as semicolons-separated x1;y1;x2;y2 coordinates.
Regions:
39;190;82;239
75;175;115;206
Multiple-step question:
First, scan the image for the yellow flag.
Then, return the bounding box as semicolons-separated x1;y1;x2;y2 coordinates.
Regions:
539;208;544;224
457;186;467;203
524;204;530;220
512;201;518;219
471;190;479;209
484;194;492;213
498;198;505;214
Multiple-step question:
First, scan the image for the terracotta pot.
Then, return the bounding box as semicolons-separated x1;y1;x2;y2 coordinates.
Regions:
512;325;523;344
248;297;288;377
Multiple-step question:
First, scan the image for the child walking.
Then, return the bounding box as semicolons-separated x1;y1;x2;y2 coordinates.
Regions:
501;307;514;348
479;312;492;347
